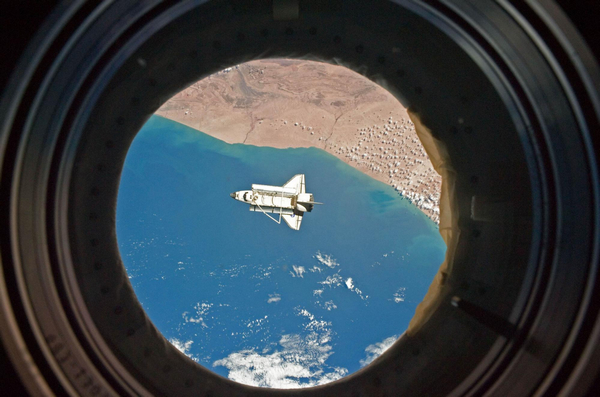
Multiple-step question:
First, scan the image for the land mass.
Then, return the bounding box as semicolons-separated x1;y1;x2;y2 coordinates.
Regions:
156;59;441;224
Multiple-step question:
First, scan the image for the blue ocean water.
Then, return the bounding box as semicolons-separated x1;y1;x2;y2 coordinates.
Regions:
116;115;446;387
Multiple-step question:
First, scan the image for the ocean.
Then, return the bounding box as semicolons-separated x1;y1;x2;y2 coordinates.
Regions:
116;115;446;387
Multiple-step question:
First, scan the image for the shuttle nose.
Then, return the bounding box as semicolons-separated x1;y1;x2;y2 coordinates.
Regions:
230;192;235;199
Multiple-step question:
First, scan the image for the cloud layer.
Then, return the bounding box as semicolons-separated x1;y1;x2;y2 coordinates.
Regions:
360;335;399;367
169;338;199;362
213;331;347;388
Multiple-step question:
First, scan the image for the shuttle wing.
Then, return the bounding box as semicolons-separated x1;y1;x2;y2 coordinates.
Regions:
282;174;305;194
282;213;303;230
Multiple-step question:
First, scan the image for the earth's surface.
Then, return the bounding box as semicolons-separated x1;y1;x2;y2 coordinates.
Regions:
116;115;446;388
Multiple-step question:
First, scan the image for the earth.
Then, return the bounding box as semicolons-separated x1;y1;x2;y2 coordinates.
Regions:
116;116;446;388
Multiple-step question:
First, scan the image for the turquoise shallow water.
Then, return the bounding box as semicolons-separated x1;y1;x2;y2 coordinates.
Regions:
116;115;446;387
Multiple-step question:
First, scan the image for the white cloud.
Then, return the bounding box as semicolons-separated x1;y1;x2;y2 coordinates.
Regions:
318;272;343;288
182;302;213;328
170;338;193;354
393;287;406;303
315;251;339;268
295;308;331;332
169;338;199;362
290;265;306;278
213;332;347;388
268;293;281;303
323;300;337;311
354;287;367;300
345;277;355;290
297;308;315;321
251;264;273;280
343;277;367;300
359;335;399;367
313;289;323;297
246;316;268;329
305;319;331;332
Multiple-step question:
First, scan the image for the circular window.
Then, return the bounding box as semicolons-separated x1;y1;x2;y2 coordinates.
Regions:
1;2;599;396
116;59;446;387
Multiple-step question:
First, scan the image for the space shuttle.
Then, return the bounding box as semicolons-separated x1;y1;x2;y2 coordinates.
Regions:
230;174;321;230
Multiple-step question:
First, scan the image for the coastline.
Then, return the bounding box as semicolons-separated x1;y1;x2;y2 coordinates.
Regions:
155;59;441;224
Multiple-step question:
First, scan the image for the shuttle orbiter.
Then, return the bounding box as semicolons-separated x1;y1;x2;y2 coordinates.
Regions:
230;174;321;230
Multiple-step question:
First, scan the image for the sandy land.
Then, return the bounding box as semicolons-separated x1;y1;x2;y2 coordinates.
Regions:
156;59;441;224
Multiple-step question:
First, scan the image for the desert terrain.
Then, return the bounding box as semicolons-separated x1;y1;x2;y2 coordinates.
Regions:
156;59;441;224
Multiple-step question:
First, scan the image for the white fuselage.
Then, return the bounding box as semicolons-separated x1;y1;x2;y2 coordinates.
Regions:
230;174;319;230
